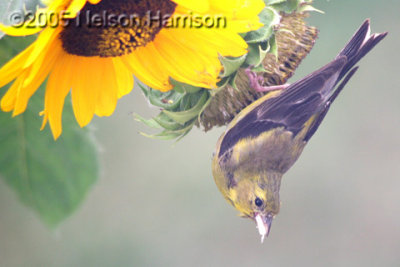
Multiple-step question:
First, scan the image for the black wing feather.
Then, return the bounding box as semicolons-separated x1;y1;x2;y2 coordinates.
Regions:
304;67;359;141
218;58;346;157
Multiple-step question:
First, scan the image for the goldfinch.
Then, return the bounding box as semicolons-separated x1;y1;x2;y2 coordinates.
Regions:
212;20;387;242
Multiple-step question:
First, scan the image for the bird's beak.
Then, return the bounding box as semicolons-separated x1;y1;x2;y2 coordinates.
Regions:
255;213;273;243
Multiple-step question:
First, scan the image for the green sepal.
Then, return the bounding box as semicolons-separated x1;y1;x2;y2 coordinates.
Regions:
162;90;209;125
270;0;301;13
269;34;278;60
245;7;280;44
298;4;324;14
229;72;240;91
245;41;271;67
270;0;321;14
139;83;184;110
215;76;231;92
139;130;183;140
220;54;247;77
133;113;162;129
153;113;183;131
139;120;196;141
265;0;287;5
251;64;267;72
139;82;150;97
170;79;202;94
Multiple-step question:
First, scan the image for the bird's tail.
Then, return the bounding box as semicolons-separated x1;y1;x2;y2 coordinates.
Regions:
336;19;388;82
303;20;387;142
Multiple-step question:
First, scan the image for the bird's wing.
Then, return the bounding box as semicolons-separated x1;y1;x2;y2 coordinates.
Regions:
304;66;359;141
218;57;347;159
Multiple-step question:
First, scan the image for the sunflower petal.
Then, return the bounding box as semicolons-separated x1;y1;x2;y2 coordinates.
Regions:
172;0;210;13
94;58;118;117
23;27;60;69
122;49;172;92
209;0;265;19
70;57;99;127
43;52;74;139
13;41;61;116
112;58;134;98
152;31;221;88
0;44;34;88
0;22;43;36
64;0;88;18
1;74;25;112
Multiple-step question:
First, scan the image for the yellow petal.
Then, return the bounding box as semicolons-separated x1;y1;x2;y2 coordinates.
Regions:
13;40;62;116
64;0;88;18
122;49;172;92
112;58;134;98
23;27;60;69
43;52;74;139
0;43;34;88
152;31;221;88
172;0;210;13
1;74;26;112
209;0;265;19
94;58;118;117
166;28;248;58
0;23;44;36
70;56;100;127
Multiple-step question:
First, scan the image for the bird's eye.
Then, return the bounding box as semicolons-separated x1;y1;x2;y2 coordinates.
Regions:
255;197;263;207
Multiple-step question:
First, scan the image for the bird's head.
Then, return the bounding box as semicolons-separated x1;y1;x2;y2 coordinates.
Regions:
224;172;282;242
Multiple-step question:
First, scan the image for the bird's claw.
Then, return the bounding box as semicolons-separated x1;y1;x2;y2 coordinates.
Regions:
245;66;290;93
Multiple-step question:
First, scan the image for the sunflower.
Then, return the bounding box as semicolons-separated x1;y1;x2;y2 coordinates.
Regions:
0;0;264;139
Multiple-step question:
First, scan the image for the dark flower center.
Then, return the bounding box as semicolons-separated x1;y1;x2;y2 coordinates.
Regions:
60;0;177;57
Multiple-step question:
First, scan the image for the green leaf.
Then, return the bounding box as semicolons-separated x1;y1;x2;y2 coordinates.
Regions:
162;90;209;125
0;92;99;226
0;36;98;227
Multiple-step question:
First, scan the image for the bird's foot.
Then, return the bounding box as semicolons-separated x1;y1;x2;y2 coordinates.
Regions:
245;67;290;93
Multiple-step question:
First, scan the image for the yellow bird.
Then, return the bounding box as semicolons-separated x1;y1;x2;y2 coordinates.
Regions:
212;20;387;242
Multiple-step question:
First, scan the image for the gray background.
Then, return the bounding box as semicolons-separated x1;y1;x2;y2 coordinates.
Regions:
0;0;399;266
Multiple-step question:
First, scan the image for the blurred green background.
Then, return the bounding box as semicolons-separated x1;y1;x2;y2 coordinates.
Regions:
1;0;399;266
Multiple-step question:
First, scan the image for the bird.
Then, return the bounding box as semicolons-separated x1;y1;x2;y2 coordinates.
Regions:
211;19;387;242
